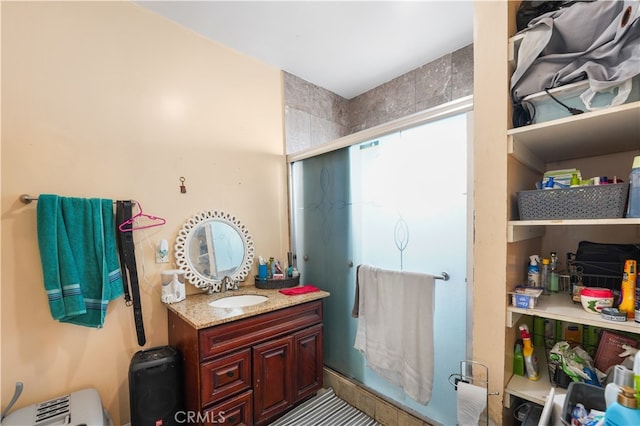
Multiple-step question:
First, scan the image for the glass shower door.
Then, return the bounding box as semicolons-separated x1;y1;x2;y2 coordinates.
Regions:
291;112;469;425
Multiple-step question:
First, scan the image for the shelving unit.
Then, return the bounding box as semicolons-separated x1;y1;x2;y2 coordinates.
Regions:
503;29;640;411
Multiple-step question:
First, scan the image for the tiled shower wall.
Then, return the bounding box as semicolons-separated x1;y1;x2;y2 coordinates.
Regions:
284;44;473;154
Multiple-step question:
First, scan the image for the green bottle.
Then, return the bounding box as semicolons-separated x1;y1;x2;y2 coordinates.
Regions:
514;343;525;376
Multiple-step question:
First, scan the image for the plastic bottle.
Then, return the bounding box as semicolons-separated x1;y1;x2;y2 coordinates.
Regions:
605;365;634;408
634;350;640;407
619;260;637;320
533;316;545;347
540;258;551;295
519;324;539;381
528;255;540;288
550;252;559;293
627;156;640;218
570;173;580;187
513;343;525;376
635;265;640;323
604;386;640;426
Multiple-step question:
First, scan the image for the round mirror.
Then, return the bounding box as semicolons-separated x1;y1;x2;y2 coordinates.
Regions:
175;210;255;293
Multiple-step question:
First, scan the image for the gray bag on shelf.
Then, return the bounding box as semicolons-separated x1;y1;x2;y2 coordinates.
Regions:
511;0;640;104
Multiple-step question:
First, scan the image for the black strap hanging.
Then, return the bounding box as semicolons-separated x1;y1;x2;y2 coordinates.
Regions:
116;201;146;346
116;202;132;306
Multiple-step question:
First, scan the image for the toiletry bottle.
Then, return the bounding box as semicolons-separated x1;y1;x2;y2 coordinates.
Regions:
540;258;550;295
550;252;559;293
570;173;580;187
604;386;640;426
519;324;540;381
605;365;634;408
513;343;525;376
627;156;640;217
619;260;637;320
634;350;640;407
533;316;544;347
528;255;540;288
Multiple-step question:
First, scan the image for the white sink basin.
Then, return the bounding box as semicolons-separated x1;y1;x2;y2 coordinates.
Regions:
209;294;269;309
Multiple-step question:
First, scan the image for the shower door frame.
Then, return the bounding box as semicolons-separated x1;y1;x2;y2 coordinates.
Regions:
286;95;474;421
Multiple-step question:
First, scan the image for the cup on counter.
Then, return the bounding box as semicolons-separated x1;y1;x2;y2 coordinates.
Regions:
258;264;268;280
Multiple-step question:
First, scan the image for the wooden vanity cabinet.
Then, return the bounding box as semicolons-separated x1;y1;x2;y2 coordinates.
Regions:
168;300;324;426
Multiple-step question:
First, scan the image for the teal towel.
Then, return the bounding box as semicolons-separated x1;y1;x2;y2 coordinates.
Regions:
37;195;123;328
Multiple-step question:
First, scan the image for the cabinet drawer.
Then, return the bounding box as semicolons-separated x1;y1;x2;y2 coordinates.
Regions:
202;389;253;426
201;348;251;406
199;300;323;359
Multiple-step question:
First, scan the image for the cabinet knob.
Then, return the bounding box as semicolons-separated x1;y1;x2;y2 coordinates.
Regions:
226;371;235;378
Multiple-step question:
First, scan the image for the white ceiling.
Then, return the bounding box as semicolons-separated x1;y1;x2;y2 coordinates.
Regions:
135;1;474;99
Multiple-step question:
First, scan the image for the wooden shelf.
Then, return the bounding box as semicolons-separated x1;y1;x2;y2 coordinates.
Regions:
507;101;640;172
507;292;640;334
505;347;564;408
508;218;640;242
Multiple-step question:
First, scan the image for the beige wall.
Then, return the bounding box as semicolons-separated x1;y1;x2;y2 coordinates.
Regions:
1;2;287;423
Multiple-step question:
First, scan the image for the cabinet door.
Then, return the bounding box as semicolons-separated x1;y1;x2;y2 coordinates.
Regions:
293;324;323;402
253;335;293;424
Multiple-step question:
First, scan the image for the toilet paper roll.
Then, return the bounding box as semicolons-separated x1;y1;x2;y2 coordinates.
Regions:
456;381;487;426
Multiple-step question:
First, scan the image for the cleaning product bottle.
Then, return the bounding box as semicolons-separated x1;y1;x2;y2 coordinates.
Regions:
627;156;640;218
513;343;525;376
528;255;540;288
519;324;539;381
550;252;559;292
605;365;634;408
619;260;637;320
604;386;640;425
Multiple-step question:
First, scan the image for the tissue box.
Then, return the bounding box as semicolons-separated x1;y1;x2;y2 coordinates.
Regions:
510;287;543;309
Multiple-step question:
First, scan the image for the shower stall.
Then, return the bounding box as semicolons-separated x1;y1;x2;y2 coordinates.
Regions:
289;103;473;425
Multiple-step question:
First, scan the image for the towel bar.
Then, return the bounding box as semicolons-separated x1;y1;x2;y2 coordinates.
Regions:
434;272;450;281
20;194;134;205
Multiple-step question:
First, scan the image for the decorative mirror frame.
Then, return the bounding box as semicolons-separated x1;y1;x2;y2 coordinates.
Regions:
174;210;255;293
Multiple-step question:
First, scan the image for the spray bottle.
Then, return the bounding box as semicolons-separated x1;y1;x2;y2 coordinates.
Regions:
619;260;637;320
528;255;540;288
519;324;540;381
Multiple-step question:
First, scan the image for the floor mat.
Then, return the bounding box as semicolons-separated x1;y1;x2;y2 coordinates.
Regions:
269;388;381;426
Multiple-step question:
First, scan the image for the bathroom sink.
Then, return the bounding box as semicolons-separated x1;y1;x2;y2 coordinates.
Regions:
208;295;269;309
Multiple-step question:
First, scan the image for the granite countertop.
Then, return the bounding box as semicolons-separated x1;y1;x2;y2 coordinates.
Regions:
166;284;330;329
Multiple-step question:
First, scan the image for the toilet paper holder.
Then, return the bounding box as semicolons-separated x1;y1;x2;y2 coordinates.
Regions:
448;360;499;426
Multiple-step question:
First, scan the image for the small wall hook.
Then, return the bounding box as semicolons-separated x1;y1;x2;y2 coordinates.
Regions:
179;177;187;194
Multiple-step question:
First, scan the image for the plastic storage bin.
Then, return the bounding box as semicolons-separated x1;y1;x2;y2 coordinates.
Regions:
561;382;605;425
517;183;628;220
522;76;640;125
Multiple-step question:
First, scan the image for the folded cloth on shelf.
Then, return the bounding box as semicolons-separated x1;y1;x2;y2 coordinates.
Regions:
354;264;435;405
37;195;123;328
279;285;319;296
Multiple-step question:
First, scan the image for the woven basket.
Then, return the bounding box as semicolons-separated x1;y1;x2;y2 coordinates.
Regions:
255;275;300;289
517;183;628;220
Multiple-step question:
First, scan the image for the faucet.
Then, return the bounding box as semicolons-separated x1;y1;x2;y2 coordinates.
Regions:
221;276;239;292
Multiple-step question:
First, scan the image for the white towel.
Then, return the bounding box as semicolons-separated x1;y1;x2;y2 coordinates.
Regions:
354;264;435;404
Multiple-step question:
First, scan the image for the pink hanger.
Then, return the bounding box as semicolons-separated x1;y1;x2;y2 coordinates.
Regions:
118;201;166;232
